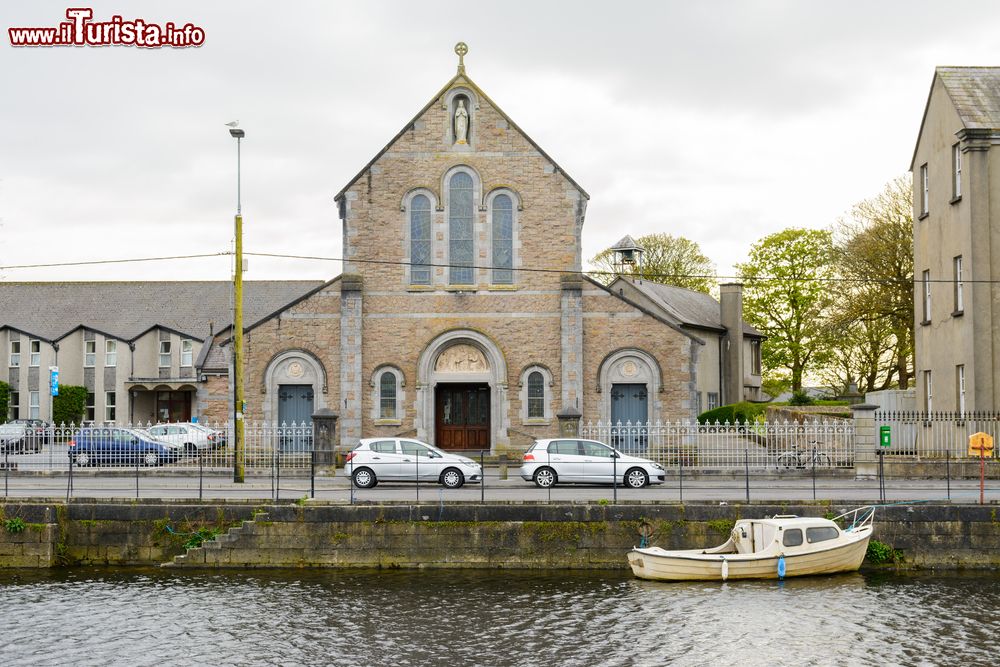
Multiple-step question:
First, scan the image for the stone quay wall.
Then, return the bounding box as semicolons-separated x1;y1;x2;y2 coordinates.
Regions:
1;501;998;570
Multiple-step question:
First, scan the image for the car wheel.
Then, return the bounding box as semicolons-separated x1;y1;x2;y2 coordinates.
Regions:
352;467;377;489
533;467;557;488
143;452;160;467
440;467;465;489
185;443;198;456
74;452;91;467
624;467;649;489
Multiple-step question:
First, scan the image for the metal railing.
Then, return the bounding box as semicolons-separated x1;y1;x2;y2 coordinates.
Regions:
579;420;855;469
875;411;1000;459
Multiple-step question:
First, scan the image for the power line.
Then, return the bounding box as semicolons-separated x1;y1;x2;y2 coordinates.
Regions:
0;249;981;286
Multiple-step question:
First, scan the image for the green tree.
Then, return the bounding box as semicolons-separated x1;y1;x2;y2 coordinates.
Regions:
590;233;716;293
829;176;914;391
52;385;88;426
0;381;9;422
737;228;836;392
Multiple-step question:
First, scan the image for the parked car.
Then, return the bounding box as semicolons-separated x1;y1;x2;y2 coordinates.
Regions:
9;418;52;446
0;423;40;454
519;438;666;488
146;423;227;454
345;438;483;489
68;427;183;467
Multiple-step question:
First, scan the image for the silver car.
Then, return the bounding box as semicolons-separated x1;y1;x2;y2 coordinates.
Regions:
345;438;483;489
519;438;666;488
146;423;226;454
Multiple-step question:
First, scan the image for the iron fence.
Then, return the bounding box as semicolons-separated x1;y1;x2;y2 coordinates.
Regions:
875;411;1000;459
579;420;855;469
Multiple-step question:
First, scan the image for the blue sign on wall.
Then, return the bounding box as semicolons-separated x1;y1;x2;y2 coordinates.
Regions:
49;366;59;397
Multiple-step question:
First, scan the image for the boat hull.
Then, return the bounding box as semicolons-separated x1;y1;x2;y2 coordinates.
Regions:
628;532;871;582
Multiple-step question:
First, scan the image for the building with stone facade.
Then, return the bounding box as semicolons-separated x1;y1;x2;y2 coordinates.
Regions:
239;47;762;452
911;67;1000;412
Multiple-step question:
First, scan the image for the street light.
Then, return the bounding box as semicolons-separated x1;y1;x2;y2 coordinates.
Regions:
229;124;246;483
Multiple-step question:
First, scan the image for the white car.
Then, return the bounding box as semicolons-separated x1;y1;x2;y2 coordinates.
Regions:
519;438;666;488
345;438;483;489
146;423;226;454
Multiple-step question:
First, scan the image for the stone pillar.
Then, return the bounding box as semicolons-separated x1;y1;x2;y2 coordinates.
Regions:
339;274;363;449
557;407;582;437
719;283;744;405
312;408;339;474
560;274;584;414
852;403;879;480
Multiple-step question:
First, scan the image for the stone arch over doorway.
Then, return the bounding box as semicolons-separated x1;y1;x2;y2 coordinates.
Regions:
596;348;662;424
262;349;328;423
415;330;509;450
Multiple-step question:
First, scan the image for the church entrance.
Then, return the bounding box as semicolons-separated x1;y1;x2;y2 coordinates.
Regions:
435;383;490;450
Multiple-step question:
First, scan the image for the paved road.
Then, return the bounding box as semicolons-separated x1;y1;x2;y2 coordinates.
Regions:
1;470;996;504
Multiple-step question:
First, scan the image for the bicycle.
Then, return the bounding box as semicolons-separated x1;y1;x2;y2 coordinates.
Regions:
775;441;832;470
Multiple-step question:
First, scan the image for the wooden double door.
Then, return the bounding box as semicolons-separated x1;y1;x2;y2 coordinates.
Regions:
435;383;490;450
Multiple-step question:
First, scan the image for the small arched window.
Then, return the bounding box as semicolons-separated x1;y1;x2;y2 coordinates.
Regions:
379;372;398;419
449;172;475;285
527;371;544;419
492;194;513;284
410;194;432;285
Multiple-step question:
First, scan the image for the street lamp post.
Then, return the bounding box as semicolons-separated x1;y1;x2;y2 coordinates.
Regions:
229;126;246;483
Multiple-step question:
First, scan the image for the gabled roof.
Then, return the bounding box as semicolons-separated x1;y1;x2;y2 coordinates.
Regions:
911;66;1000;169
615;277;763;337
334;70;589;202
610;235;642;251
0;281;323;342
584;274;705;345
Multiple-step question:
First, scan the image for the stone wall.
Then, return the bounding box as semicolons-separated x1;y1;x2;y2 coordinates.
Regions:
3;501;999;570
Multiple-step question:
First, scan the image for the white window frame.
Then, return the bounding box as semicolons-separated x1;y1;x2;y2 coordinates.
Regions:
750;339;762;375
519;365;553;423
105;340;117;367
920;163;929;216
953;143;962;199
29;390;40;420
953;256;964;314
106;391;117;422
707;392;720;411
181;339;193;367
370;366;404;425
956;365;966;416
159;341;172;368
922;269;931;323
29;340;41;367
8;391;19;420
9;340;20;367
86;392;96;422
84;340;96;367
924;370;933;414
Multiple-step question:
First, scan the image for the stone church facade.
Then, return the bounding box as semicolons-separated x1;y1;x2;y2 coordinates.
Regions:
241;48;731;453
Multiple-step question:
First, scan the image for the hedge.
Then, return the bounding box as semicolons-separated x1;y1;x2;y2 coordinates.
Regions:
53;385;88;426
697;401;768;425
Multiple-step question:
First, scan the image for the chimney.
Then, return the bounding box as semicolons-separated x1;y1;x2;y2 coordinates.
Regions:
719;283;745;405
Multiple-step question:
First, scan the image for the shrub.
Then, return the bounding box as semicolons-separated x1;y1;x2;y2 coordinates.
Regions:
697;402;768;425
0;381;9;421
789;390;815;406
866;539;903;565
53;385;88;426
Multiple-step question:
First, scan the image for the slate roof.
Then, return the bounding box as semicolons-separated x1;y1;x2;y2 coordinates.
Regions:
624;279;763;337
610;235;642;251
0;281;324;342
936;67;1000;129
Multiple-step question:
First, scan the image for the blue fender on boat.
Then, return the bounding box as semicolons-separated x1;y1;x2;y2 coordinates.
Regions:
777;555;786;579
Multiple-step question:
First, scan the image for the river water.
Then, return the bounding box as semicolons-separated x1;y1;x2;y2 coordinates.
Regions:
0;568;997;666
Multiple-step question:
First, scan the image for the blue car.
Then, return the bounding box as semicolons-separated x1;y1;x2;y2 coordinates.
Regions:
68;427;183;467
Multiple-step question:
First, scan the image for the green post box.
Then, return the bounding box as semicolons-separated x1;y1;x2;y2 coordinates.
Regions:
879;425;891;448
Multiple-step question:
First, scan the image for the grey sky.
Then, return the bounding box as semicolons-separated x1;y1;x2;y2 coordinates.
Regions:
2;0;999;283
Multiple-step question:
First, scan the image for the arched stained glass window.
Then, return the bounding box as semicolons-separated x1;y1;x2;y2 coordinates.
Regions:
527;371;544;419
449;172;475;285
379;372;397;419
410;194;431;285
492;194;513;284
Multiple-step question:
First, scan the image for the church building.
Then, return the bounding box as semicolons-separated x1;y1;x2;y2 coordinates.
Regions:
239;44;761;453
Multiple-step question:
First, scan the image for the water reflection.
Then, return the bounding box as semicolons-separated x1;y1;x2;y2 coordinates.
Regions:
0;569;997;666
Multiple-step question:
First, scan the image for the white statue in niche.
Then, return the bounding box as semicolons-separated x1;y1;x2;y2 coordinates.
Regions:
454;99;469;144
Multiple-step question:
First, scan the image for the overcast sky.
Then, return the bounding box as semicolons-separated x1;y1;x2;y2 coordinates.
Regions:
3;0;1000;284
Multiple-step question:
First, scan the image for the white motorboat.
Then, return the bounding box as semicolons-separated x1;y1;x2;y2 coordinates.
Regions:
628;506;875;581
